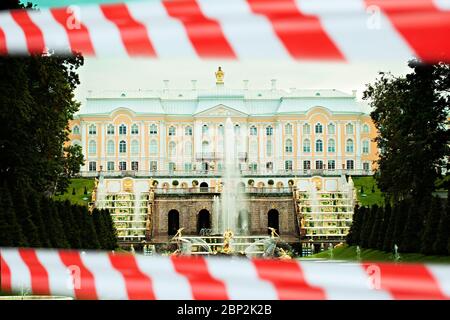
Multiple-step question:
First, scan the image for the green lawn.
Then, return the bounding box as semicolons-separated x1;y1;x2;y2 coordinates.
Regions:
353;176;384;206
303;245;450;264
54;178;95;206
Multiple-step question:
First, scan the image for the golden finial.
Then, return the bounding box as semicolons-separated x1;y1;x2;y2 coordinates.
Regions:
215;66;224;85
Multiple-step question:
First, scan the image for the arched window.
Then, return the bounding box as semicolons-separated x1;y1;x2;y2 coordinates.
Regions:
346;123;354;134
149;124;158;135
316;160;324;169
328;139;336;153
88;140;96;154
327;123;335;134
250;140;258;155
362;124;370;133
316;139;323;152
119;124;127;135
346;139;354;153
169;141;176;156
107;124;115;135
202;124;208;135
266;126;273;136
346;160;355;170
107;140;115;155
266;140;273;156
185;126;192;136
285;123;293;135
88;124;96;135
202;141;210;154
72;125;80;135
218;124;224;135
285;139;293;153
131;140;139;154
149;140;158;155
303;139;311;153
315;123;323;134
185;141;192;156
363;140;370;154
303;124;310;135
131;124;139;135
119;140;127;153
250;126;257;136
285;160;293;171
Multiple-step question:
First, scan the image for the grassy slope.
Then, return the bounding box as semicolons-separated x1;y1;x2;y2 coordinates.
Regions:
353;176;384;206
53;178;94;206
304;245;450;264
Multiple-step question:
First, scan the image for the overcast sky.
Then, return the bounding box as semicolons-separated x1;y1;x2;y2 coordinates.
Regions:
75;58;412;103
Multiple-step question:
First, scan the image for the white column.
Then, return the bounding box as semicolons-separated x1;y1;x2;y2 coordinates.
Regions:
258;124;264;171
140;121;145;171
159;121;166;171
194;120;202;169
275;121;282;171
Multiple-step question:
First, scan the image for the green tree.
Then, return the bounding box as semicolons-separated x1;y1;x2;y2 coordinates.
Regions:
377;203;391;250
401;199;426;253
13;187;41;247
347;205;362;246
27;191;51;247
360;206;373;248
0;192;12;246
383;203;396;252
433;191;450;255
0;183;25;246
102;209;118;250
421;197;443;255
392;200;409;248
364;61;450;202
41;197;69;248
368;205;382;249
79;207;100;250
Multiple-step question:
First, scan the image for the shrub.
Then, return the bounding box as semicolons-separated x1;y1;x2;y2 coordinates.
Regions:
72;188;76;195
288;179;294;186
172;180;179;187
192;180;199;187
248;179;254;186
268;179;274;186
84;186;88;195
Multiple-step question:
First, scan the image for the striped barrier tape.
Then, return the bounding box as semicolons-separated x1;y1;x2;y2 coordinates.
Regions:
1;247;450;300
0;0;449;61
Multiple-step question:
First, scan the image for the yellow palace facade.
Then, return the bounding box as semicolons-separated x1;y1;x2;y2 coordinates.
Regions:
69;72;377;179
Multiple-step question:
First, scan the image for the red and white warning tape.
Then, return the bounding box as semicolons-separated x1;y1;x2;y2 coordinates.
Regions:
1;248;450;299
0;0;449;61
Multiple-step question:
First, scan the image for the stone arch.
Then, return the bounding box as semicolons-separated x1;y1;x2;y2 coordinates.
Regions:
168;209;180;236
200;182;209;192
197;209;211;234
268;209;280;235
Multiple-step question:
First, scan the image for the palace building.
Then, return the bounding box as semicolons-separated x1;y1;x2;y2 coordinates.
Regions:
68;68;377;248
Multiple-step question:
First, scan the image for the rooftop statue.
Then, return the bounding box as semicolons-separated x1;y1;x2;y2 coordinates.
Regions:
215;66;224;84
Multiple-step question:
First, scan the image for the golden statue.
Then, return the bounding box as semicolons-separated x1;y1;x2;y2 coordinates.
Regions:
300;217;305;229
268;227;279;239
145;216;151;231
171;227;185;241
222;230;234;254
215;66;224;84
278;248;292;260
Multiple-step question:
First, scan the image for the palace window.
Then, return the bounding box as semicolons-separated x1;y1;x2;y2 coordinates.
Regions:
362;140;370;154
346;123;354;134
119;124;127;135
88;140;96;154
285;160;293;171
266;126;273;136
266;162;273;171
72;125;80;135
328;139;336;153
88;124;97;135
346;160;354;170
149;140;158;155
131;124;139;135
362;124;370;133
107;124;115;135
234;124;240;135
169;126;176;136
150;161;157;171
363;162;370;171
169;141;176;156
150;124;158;135
107;161;114;171
285;139;293;153
315;139;323;152
218;124;224;135
131;161;139;171
303;160;311;170
266;140;273;157
285;123;293;135
169;162;176;172
303;124;310;134
250;126;257;136
202;141;210;155
346;139;354;153
119;140;127;153
107;140;115;155
249;163;257;172
185;141;192;156
250;140;258;156
119;161;127;171
316;160;324;170
185;126;192;136
303;139;311;153
328;160;336;170
202;124;209;135
131;140;139;154
315;123;323;134
184;163;192;172
328;123;335;134
88;161;96;172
